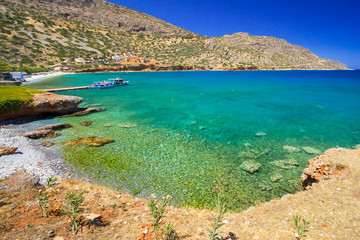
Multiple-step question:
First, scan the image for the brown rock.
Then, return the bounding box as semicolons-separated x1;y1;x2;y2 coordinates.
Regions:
81;120;93;126
59;107;103;117
0;147;18;157
2;169;40;191
66;136;114;147
35;123;73;131
301;148;347;188
40;141;55;147
21;130;60;139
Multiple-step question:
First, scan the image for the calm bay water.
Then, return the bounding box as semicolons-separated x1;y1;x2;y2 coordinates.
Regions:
27;70;360;210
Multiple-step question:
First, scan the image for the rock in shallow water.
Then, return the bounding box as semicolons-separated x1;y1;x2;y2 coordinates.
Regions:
272;159;299;169
283;145;300;153
81;120;93;126
240;160;261;173
255;132;267;137
67;136;114;147
120;124;137;128
35;123;72;131
270;173;283;182
302;146;322;155
40;141;55;147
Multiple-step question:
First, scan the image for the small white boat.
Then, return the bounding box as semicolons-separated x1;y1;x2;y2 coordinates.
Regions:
108;77;129;86
89;77;129;89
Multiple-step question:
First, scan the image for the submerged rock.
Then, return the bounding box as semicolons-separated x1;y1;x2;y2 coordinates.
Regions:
354;144;360;149
40;141;55;147
302;146;322;155
103;123;113;127
35;123;73;131
239;149;271;159
270;173;283;182
120;123;137;128
283;145;300;153
258;182;273;191
21;130;61;139
255;132;267;137
240;160;261;173
0;146;18;157
272;159;299;169
67;136;114;147
81;120;93;126
198;126;206;131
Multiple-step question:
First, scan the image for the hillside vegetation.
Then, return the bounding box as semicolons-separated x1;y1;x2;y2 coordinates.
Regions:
0;0;348;70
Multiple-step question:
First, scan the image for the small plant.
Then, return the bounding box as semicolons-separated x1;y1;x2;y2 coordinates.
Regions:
36;177;57;217
291;215;310;240
206;186;227;240
36;188;51;217
46;176;57;188
148;194;174;240
61;191;85;233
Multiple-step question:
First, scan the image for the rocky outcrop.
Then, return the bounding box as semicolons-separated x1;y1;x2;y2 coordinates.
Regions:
301;148;349;189
0;92;83;122
0;147;18;157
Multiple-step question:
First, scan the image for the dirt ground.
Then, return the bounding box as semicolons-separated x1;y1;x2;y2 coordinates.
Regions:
0;148;359;240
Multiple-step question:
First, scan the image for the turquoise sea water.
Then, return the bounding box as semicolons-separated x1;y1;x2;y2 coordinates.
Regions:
27;71;360;210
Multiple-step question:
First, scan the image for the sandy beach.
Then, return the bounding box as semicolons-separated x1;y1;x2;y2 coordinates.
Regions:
24;72;73;83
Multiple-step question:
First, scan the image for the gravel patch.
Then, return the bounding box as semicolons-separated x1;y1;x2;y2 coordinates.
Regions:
0;124;68;184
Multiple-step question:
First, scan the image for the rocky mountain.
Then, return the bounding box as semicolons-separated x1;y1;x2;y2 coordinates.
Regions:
0;0;348;70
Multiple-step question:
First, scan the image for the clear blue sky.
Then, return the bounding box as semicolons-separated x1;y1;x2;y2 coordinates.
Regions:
108;0;360;69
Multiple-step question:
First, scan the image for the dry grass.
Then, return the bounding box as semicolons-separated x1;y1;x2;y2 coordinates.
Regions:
0;148;359;239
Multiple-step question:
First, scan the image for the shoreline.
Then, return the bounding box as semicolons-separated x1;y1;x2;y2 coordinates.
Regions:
0;121;69;185
24;71;73;84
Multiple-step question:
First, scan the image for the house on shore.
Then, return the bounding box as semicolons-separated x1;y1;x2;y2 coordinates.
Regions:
0;72;25;86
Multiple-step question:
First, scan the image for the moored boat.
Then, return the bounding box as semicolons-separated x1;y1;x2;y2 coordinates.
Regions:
108;77;129;86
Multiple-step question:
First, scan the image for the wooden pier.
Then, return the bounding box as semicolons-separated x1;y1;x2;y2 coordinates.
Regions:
41;86;89;92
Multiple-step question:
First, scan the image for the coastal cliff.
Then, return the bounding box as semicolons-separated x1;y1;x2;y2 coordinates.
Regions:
0;91;83;122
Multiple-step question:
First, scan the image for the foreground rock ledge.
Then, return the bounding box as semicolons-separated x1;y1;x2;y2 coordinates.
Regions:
0;92;83;122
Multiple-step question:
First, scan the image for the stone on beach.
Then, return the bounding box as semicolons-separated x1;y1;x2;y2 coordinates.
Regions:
35;123;73;131
66;136;114;147
21;130;61;139
302;146;322;155
283;145;300;153
240;160;261;173
0;146;18;157
272;159;299;169
2;169;39;191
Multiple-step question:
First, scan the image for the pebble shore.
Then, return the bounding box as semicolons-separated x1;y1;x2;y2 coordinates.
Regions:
0;123;68;184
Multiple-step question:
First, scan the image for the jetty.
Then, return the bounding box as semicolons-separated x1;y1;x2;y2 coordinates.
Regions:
41;86;89;92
